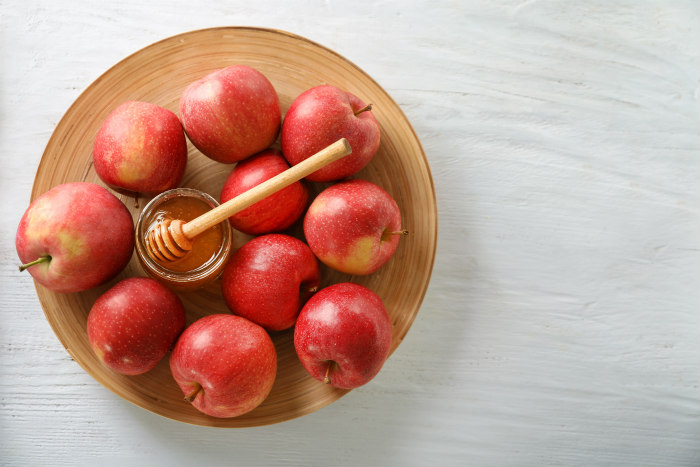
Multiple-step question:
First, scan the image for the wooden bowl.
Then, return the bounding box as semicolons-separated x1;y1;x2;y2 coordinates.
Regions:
31;27;437;427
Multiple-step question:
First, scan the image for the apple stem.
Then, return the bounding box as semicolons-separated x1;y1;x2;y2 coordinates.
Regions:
353;103;373;116
308;285;319;293
133;195;140;209
184;383;202;402
18;255;51;272
324;361;334;385
390;229;409;236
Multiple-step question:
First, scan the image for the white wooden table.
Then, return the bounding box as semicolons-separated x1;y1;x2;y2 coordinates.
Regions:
1;2;698;466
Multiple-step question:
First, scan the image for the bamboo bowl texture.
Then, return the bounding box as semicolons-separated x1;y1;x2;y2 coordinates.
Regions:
31;27;437;427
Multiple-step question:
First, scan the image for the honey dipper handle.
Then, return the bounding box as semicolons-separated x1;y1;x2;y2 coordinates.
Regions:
182;138;352;239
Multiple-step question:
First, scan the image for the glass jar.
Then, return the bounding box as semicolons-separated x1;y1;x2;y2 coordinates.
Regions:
135;188;232;291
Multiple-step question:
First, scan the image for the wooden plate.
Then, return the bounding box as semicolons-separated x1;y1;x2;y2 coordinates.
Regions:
31;27;437;427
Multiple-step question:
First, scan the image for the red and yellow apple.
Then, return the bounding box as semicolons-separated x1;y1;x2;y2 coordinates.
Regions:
16;182;134;293
93;100;187;196
87;277;186;375
220;149;309;235
303;179;405;275
179;65;281;164
281;85;380;182
294;282;393;389
170;314;277;418
221;234;320;331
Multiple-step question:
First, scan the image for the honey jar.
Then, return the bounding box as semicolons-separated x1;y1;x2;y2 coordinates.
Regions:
135;188;232;291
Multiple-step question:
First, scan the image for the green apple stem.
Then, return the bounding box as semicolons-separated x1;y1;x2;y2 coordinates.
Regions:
353;103;373;116
18;255;51;272
324;361;335;385
184;383;202;402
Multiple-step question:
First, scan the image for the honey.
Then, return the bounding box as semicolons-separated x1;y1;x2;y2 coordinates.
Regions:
135;188;232;291
146;197;223;272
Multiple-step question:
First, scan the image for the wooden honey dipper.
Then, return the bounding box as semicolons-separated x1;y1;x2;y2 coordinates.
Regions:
145;138;352;263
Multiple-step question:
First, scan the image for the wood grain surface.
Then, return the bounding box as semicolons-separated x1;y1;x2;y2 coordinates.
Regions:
1;1;698;466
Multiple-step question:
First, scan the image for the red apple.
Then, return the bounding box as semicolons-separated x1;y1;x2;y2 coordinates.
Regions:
16;182;134;293
170;314;277;418
220;149;309;235
294;282;392;389
281;85;380;182
179;65;281;164
221;234;320;331
87;277;186;375
303;179;405;275
93;100;188;196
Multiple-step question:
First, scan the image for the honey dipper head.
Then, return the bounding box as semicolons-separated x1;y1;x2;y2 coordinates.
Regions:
145;219;193;263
